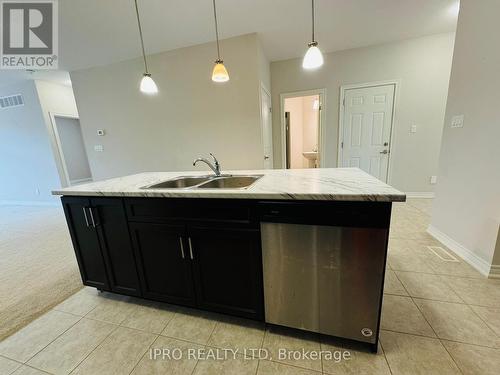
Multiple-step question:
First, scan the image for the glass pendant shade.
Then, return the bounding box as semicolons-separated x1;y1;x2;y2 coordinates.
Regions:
212;60;230;82
302;42;324;69
140;73;158;94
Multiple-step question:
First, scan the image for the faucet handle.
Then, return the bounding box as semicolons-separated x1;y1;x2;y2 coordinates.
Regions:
209;153;219;166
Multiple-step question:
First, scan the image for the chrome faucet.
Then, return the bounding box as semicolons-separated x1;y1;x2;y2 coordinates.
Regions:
193;153;221;176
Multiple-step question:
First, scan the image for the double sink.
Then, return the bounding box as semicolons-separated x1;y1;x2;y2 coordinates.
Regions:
142;174;263;190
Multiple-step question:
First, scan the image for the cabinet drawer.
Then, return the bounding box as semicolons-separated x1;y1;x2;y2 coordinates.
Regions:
125;198;256;224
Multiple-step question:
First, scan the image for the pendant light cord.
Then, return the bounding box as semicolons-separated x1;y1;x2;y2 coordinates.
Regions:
134;0;149;73
311;0;315;42
213;0;221;61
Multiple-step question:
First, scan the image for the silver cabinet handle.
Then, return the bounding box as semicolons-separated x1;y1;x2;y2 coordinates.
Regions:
379;150;389;154
188;237;194;260
89;207;97;227
82;207;90;227
179;237;185;259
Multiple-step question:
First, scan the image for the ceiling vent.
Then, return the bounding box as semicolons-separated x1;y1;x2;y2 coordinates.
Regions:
0;94;24;109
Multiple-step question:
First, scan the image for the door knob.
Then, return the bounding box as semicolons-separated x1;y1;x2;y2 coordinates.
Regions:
264;156;270;160
380;150;389;155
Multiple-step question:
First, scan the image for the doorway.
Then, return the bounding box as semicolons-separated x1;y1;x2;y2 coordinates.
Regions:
339;82;397;182
281;90;325;169
50;113;92;186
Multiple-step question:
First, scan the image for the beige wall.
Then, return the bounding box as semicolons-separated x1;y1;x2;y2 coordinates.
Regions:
71;34;266;181
430;0;500;271
271;33;455;192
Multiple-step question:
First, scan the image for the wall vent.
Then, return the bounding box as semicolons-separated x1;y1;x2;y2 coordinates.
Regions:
0;94;24;109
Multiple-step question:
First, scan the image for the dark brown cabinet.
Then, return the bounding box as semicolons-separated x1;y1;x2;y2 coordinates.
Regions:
62;197;141;296
129;222;264;320
129;223;196;306
62;197;109;290
189;226;264;320
63;196;265;321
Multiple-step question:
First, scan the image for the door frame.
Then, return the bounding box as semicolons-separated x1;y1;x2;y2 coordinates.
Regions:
259;82;273;169
338;80;399;183
280;88;326;168
49;112;91;187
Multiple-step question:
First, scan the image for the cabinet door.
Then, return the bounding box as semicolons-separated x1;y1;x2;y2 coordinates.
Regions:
189;226;264;320
62;197;109;290
129;223;196;306
90;198;141;297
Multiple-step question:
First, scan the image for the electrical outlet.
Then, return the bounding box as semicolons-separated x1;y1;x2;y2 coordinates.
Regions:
410;124;417;133
451;115;464;128
430;176;437;184
94;145;104;152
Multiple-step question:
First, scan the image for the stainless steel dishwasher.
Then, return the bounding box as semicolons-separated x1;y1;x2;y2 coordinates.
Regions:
260;202;390;350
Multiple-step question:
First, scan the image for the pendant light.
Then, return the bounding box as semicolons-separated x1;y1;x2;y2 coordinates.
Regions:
211;0;229;82
302;0;324;70
134;0;158;94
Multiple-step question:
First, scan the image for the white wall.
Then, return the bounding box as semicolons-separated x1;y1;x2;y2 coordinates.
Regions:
271;32;455;193
34;80;79;187
0;81;60;203
430;0;500;274
71;34;266;181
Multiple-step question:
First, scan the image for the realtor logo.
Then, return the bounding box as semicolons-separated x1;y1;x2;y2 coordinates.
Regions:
1;0;58;69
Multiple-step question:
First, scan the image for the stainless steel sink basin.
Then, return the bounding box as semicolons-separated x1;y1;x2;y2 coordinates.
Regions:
197;175;263;189
142;174;263;190
144;176;213;189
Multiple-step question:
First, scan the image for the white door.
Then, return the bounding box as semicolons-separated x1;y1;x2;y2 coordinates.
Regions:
341;84;395;182
260;87;274;169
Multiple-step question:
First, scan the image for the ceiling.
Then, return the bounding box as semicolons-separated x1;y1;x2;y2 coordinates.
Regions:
58;0;459;71
0;0;458;87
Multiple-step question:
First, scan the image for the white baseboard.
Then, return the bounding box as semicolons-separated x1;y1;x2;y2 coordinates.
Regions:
489;265;500;279
427;225;491;277
406;192;435;199
0;200;59;207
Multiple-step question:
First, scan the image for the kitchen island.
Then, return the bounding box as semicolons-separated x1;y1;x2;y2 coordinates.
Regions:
53;168;405;352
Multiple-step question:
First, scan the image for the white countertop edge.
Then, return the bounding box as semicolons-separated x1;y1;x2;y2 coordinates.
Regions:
51;168;406;202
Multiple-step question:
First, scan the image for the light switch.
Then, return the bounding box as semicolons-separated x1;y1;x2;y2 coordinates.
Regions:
410;124;417;133
97;129;105;136
451;115;464;128
94;145;103;152
430;176;437;184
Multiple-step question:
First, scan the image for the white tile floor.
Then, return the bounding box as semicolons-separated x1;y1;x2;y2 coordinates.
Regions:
1;199;500;375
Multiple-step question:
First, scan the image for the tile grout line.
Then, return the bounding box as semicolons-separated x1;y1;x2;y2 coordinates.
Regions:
18;363;54;374
410;295;500;345
127;333;161;375
254;325;268;375
410;296;465;374
386;269;466;304
467;306;500;343
377;338;394;375
379;328;500;350
66;321;120;374
21;313;84;366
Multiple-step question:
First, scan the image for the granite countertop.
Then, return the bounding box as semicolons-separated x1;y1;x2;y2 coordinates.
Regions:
52;168;406;202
